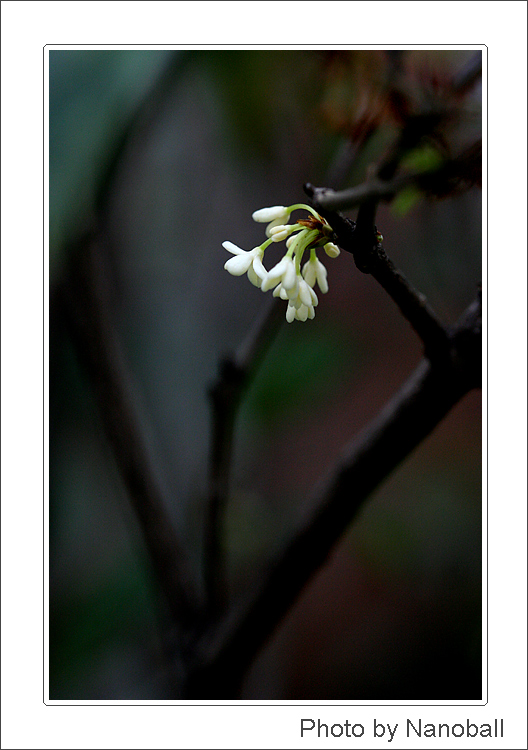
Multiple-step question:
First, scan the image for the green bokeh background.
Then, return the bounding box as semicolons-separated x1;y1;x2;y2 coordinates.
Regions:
49;49;482;699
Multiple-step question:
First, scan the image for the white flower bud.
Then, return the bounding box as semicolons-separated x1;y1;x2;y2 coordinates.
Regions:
251;253;267;280
302;260;317;288
261;257;289;292
222;240;246;255
302;255;329;294
324;242;340;258
298;279;313;307
247;264;263;287
286;303;296;323
269;225;291;242
224;253;254;275
281;259;297;291
252;206;289;223
265;218;284;238
315;262;329;294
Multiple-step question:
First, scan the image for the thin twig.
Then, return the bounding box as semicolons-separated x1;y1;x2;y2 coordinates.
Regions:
185;293;481;698
306;171;420;211
366;241;450;360
306;143;481;213
204;297;285;614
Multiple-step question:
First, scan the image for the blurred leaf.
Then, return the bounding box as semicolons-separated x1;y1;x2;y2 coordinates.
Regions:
391;142;445;215
391;185;423;216
402;140;444;172
391;184;423;216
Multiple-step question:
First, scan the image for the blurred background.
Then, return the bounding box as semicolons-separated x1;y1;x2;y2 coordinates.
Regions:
49;49;482;700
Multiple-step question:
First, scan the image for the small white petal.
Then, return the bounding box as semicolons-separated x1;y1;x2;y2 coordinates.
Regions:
247;264;263;287
302;260;317;287
296;304;309;322
281;261;297;291
298;279;313;307
261;278;277;293
315;259;329;293
269;256;289;277
222;241;246;255
286;303;296;323
307;305;316;319
224;254;253;275
252;206;289;223
261;257;289;291
251;255;268;280
309;286;318;306
272;283;283;297
279;286;289;300
287;284;300;302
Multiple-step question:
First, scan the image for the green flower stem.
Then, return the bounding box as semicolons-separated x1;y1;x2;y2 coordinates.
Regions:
259;237;274;252
293;229;319;273
287;203;321;220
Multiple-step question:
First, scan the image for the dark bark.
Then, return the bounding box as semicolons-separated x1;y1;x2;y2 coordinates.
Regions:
204;297;285;615
184;294;481;698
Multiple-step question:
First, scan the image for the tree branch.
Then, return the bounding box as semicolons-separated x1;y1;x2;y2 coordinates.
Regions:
185;292;481;698
53;52;203;636
95;51;193;218
304;186;450;361
58;232;198;629
306;141;482;213
204;297;285;615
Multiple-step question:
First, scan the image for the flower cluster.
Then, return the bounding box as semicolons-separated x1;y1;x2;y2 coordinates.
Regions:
223;204;340;322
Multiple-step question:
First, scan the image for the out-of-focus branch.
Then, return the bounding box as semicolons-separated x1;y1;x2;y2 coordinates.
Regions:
185;292;481;698
55;52;201;633
306;140;482;213
309;170;420;210
95;51;192;217
204;296;285;615
58;232;198;629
